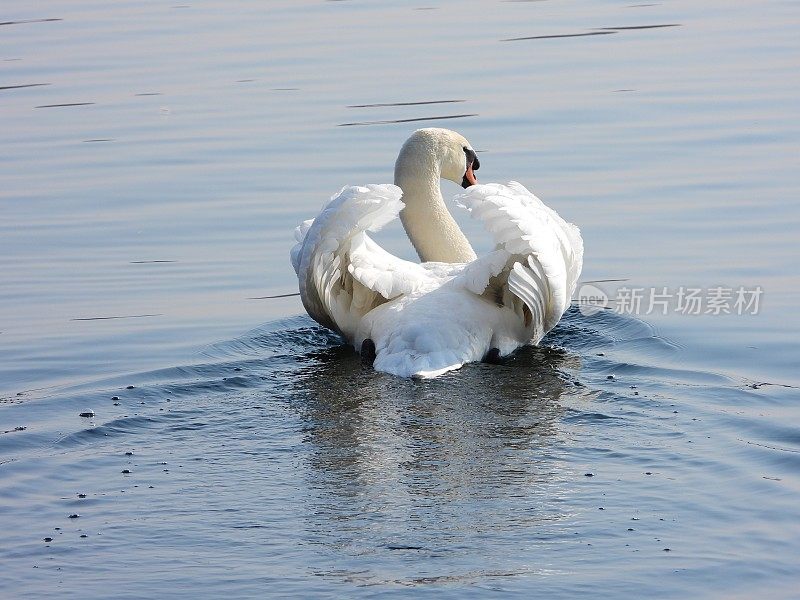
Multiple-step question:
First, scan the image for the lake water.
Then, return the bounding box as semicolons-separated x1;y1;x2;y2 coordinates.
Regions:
1;0;799;597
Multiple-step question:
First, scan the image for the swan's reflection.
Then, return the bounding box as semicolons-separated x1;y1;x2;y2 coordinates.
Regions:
290;341;585;577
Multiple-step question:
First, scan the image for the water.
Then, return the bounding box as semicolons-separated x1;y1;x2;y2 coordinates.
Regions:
1;0;799;597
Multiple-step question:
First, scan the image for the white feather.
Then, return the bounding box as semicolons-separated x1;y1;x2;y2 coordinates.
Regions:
290;129;583;378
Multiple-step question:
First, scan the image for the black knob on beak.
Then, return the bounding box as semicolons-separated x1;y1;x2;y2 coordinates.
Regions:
462;148;480;188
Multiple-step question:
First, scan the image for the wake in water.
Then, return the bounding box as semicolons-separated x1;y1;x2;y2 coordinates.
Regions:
2;309;798;599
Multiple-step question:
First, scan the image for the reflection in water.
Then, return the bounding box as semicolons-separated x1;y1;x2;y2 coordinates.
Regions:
34;102;96;108
597;24;681;30
0;18;62;26
503;31;617;41
503;23;681;42
347;100;466;108
0;83;51;91
337;114;479;127
291;341;585;580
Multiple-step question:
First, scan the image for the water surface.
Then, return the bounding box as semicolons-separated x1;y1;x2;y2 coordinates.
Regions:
1;0;799;597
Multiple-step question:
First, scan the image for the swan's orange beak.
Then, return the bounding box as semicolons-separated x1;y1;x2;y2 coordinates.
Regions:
461;164;477;188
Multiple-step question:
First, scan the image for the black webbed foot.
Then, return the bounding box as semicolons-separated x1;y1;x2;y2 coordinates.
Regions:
361;338;376;366
483;347;502;364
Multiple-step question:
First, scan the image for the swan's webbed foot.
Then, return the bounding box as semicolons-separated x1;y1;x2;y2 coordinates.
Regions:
483;347;502;364
360;338;376;367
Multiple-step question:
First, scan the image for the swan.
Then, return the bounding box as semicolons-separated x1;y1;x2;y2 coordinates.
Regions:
290;128;583;378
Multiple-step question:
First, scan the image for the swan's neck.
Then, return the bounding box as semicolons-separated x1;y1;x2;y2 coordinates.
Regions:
394;147;477;264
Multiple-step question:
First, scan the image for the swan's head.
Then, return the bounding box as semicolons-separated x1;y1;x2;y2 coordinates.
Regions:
395;128;480;189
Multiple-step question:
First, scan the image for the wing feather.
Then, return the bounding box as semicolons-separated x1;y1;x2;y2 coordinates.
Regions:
291;184;434;340
347;233;435;300
455;182;583;341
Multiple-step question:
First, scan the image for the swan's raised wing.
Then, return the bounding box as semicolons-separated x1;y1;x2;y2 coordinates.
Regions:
291;184;439;340
454;181;583;341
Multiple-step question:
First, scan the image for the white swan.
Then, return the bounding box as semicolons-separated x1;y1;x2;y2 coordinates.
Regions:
290;128;583;378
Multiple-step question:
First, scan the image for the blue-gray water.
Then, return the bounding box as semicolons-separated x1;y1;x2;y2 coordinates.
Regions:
1;0;798;597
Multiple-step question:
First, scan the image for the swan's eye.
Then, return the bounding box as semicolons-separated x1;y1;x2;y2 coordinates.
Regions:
464;147;480;171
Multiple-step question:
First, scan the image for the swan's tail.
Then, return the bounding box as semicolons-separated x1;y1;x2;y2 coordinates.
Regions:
366;294;491;378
